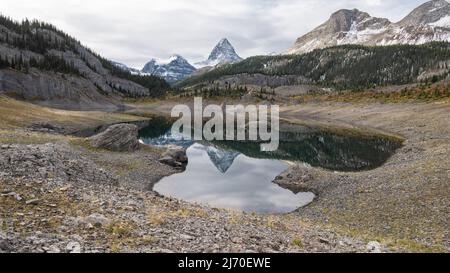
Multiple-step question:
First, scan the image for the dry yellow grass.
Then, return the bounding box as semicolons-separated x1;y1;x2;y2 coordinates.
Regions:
0;95;147;130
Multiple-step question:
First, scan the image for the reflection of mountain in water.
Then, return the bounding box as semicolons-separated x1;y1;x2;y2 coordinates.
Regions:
139;117;402;172
141;132;194;148
213;131;402;172
205;146;240;173
138;117;194;148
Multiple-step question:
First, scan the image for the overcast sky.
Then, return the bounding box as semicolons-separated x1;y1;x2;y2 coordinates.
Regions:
1;0;428;68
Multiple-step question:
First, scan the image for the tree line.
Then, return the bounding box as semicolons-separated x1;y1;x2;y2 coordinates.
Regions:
176;42;450;91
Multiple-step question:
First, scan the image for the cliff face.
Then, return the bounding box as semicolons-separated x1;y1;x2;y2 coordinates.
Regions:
0;68;121;110
0;17;168;110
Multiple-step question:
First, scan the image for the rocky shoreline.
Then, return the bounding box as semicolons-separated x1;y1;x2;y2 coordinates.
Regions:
1;97;449;253
0;130;375;253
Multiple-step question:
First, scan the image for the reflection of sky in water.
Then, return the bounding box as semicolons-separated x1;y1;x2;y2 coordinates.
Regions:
139;116;401;213
140;132;194;148
154;143;315;214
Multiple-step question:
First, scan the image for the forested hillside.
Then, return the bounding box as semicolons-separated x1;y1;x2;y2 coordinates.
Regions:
176;43;450;91
0;15;169;108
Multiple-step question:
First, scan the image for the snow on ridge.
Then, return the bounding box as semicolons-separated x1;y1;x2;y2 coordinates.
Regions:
429;15;450;27
429;0;448;12
151;55;183;66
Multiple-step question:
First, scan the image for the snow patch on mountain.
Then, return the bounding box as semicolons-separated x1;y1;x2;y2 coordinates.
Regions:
429;15;450;27
111;61;141;75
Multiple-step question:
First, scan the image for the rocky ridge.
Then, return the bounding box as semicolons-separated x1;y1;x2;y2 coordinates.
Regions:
286;0;450;54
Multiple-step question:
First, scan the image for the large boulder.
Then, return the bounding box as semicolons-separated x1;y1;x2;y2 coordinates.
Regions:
158;145;188;169
90;124;140;152
273;164;316;194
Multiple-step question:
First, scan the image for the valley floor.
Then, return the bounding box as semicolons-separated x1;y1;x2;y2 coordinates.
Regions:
0;96;449;253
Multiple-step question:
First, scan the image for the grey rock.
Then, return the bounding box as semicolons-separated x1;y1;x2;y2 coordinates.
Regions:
0;143;118;185
158;157;182;168
180;234;195;240
90;124;140;152
66;241;82;253
318;237;331;245
46;245;61;253
25;199;40;205
273;165;316;195
366;241;382;253
161;146;188;164
0;233;12;253
1;192;22;201
159;145;188;169
84;213;111;228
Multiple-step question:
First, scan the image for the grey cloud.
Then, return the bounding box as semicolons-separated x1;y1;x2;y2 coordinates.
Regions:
0;0;429;68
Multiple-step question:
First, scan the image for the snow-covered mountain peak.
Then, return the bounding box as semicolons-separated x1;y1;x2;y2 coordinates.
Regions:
208;38;242;63
216;38;232;47
195;38;243;68
148;55;186;66
141;54;196;83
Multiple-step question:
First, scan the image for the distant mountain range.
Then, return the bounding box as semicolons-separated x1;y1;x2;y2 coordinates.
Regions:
285;0;450;54
114;38;242;83
176;42;450;91
116;0;449;84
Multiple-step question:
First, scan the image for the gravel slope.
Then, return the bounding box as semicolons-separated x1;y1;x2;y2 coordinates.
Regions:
279;101;450;252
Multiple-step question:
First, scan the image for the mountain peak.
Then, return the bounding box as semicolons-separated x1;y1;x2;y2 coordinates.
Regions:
149;54;186;66
169;54;183;60
399;0;450;26
331;8;362;16
217;38;232;46
207;38;242;62
142;54;196;83
195;38;243;68
327;9;366;32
